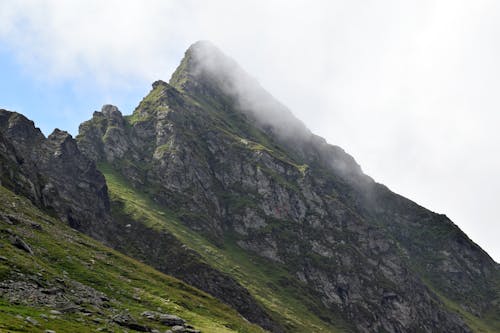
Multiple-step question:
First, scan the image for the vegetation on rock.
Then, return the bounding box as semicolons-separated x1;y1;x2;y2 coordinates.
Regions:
0;41;499;332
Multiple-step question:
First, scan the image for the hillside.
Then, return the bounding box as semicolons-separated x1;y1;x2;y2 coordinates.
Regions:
76;41;500;332
0;41;499;333
0;184;264;332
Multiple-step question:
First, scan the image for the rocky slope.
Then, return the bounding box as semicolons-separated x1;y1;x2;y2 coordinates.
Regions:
0;109;282;332
0;110;109;235
1;41;499;332
76;41;500;332
0;183;265;332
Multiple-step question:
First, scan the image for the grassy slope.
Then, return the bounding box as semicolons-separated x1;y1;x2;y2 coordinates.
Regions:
100;163;351;333
0;185;264;333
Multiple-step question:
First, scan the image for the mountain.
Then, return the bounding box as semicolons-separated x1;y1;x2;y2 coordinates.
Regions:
1;41;499;332
0;110;266;333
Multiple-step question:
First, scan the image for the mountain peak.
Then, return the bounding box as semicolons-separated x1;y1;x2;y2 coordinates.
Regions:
169;41;313;143
169;40;230;92
186;40;220;56
167;42;365;179
170;40;259;95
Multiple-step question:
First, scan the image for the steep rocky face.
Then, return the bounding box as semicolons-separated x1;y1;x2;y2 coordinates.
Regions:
0;110;109;234
1;109;281;331
107;203;283;332
364;188;500;316
77;104;132;163
0;130;37;202
0;112;45;206
77;42;500;332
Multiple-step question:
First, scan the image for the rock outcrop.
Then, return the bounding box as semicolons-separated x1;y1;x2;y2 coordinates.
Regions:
0;110;109;234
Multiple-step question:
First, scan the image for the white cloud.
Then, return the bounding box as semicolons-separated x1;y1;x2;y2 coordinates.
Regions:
0;0;499;261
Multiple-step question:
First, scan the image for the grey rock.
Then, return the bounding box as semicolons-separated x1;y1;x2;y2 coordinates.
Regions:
141;310;158;320
0;110;110;234
158;314;185;326
41;287;62;295
112;313;151;332
25;316;39;325
10;235;33;255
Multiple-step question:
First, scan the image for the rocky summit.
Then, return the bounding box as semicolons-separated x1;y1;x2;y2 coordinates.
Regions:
1;41;499;333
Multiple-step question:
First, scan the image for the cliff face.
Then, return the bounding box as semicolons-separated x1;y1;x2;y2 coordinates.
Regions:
76;42;500;332
0;110;109;234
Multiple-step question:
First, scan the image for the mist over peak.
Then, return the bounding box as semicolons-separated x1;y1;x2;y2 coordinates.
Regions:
1;36;499;332
170;41;310;142
167;41;365;181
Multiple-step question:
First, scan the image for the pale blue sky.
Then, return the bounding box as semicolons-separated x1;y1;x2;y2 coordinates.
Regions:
1;1;499;262
0;45;153;136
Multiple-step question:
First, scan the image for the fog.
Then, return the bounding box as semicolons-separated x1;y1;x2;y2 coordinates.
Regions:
0;1;499;261
188;41;312;143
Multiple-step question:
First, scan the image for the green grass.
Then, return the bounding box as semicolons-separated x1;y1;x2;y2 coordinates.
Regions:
100;162;351;332
0;185;264;333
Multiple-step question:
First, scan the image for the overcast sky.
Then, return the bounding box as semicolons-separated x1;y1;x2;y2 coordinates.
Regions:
0;1;499;262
